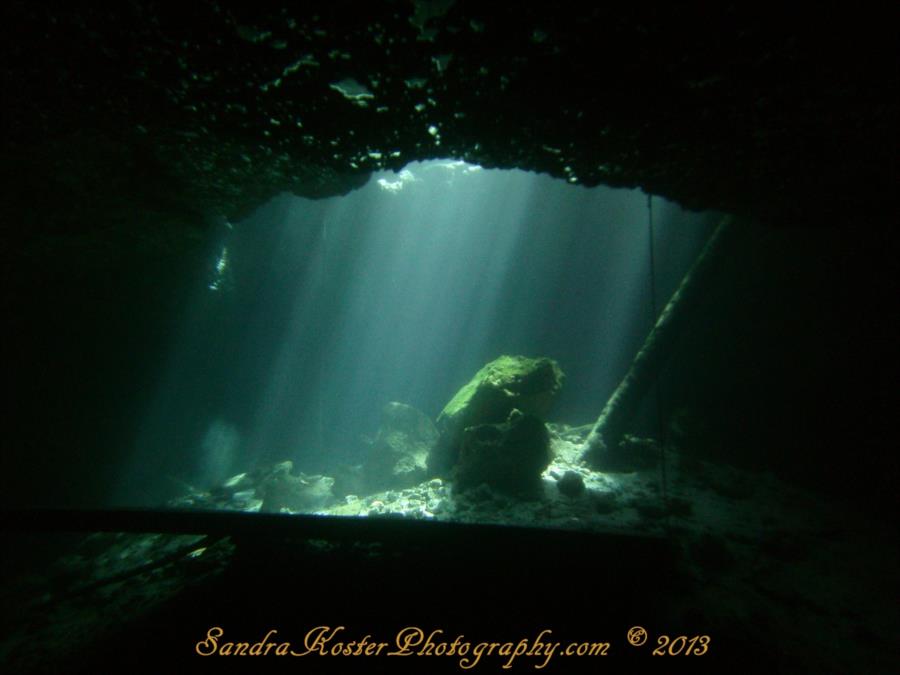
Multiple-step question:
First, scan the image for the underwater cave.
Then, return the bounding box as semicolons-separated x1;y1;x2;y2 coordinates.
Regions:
1;2;897;674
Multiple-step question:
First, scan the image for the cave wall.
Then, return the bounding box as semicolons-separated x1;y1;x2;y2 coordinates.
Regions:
3;1;897;239
658;223;898;510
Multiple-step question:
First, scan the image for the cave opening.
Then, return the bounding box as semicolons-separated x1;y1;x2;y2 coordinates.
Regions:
119;160;717;516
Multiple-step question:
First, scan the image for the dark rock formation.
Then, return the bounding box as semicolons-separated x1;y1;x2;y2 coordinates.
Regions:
331;463;367;500
556;471;586;499
3;1;897;258
429;355;563;475
454;409;551;497
256;461;335;512
362;402;438;492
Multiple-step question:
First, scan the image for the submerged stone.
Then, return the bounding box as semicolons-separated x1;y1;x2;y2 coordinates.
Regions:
455;409;551;497
363;401;438;492
429;355;563;475
257;461;335;512
331;463;366;499
556;470;586;498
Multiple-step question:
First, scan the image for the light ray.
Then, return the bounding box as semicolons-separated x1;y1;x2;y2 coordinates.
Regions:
122;160;716;504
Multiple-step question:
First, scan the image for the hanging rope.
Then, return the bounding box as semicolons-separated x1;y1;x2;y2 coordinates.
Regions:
317;219;328;453
647;195;669;516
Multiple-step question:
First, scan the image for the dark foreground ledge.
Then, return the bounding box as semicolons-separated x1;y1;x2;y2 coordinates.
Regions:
0;506;669;553
7;509;766;674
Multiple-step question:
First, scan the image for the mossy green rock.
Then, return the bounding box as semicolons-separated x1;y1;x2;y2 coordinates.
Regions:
429;355;564;475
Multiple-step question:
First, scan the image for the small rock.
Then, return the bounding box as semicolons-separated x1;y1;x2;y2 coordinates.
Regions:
556;470;585;498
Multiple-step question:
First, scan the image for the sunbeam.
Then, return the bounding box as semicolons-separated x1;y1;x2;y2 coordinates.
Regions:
120;161;715;504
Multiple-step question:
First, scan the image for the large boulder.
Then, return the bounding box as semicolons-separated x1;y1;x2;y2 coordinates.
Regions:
257;461;335;512
362;402;438;492
429;355;564;475
455;409;551;497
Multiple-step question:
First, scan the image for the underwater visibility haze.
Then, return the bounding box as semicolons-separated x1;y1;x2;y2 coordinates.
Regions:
120;161;715;514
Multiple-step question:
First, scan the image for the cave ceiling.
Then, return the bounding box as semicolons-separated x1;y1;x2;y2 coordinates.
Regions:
2;0;897;262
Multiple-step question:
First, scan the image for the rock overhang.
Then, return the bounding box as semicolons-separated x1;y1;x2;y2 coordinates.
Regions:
3;0;897;249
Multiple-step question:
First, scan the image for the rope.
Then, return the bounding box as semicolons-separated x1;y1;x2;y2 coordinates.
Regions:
318;219;327;453
647;195;669;518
